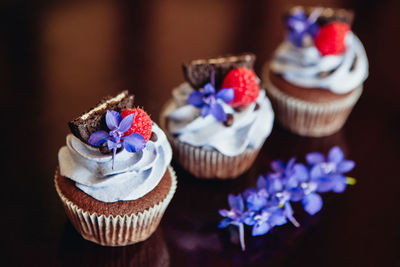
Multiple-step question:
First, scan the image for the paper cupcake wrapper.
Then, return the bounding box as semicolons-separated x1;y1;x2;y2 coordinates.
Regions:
263;66;363;137
54;166;177;246
159;104;261;179
170;136;261;179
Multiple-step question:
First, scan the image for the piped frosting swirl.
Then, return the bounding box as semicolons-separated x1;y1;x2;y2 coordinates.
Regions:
58;123;172;203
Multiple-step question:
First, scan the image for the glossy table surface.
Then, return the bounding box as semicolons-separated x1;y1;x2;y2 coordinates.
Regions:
2;0;399;266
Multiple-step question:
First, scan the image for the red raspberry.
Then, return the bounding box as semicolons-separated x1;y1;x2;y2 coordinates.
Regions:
314;22;350;56
221;67;260;107
121;108;152;142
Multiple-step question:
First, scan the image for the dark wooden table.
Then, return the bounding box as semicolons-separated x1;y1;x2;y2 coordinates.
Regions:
2;0;399;266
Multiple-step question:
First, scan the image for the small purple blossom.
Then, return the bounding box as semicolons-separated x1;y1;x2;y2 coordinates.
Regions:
219;146;356;250
307;146;356;193
286;8;321;47
187;70;234;122
88;110;146;168
218;194;246;250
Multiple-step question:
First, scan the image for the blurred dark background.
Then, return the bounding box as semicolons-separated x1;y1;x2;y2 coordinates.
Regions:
1;0;399;266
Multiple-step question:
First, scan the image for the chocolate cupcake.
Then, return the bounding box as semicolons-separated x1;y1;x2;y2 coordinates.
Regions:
160;54;274;179
55;91;176;246
262;6;368;137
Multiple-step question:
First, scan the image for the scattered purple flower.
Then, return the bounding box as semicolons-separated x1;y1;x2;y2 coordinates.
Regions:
307;146;355;193
219;146;356;250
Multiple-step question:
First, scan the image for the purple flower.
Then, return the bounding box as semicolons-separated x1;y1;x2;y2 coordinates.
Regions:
286;9;320;47
267;159;310;201
244;206;288;236
218;194;245;228
218;194;246;250
306;146;355;193
302;193;323;215
88;110;146;168
187;70;234;122
218;146;356;251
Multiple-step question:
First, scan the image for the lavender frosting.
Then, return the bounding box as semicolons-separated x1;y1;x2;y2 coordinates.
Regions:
164;83;274;157
270;32;368;94
58;123;172;203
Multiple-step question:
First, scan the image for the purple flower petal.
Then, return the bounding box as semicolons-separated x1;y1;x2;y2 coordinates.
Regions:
200;105;211;118
266;177;283;194
256;175;267;190
228;194;244;212
218;218;232;228
310;165;324;180
123;132;146;153
302;193;323;215
270;160;285;173
187;91;204;108
308;23;319;38
328;146;344;163
316;177;335;193
246;193;267;211
306;152;325;165
293;163;309;182
216;88;234;102
252;221;271;236
337;160;355;173
289;187;304;202
203;83;215;95
287;157;296;170
218;209;230;217
88;130;109;146
210;102;227;122
118;113;134;133
332;175;347;193
243;213;256;226
105;110;121;130
269;210;287;226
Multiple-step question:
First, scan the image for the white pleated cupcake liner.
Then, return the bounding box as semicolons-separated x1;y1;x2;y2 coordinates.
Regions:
54;166;177;246
159;102;262;179
170;137;261;179
262;65;363;137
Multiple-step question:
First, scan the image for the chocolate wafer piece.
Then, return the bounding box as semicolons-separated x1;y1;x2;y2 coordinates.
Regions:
68;90;134;145
286;6;354;26
182;53;256;90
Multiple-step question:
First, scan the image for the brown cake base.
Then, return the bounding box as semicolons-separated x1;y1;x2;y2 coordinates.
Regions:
54;166;177;246
263;65;362;137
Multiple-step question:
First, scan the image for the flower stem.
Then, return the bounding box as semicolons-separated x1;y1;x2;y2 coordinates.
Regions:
288;216;300;228
238;223;246;251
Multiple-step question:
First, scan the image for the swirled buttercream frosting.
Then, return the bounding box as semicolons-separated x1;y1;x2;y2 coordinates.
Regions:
270;32;368;94
58;123;172;203
165;83;274;157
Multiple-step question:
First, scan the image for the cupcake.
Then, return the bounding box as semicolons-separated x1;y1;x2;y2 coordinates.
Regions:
263;6;368;137
160;53;274;179
55;90;176;246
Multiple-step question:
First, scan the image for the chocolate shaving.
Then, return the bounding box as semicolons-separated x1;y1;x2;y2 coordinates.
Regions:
150;131;158;142
223;114;234;127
